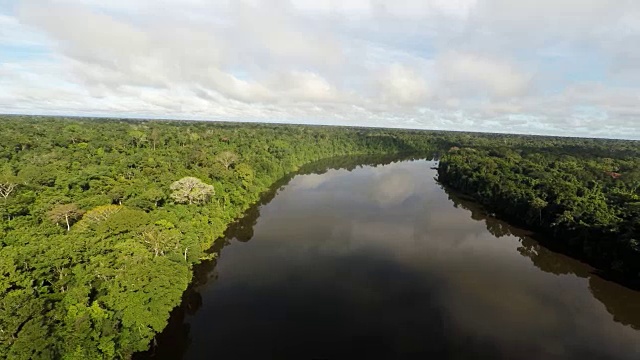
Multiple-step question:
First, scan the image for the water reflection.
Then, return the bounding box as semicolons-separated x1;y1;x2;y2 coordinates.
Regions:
139;158;640;360
447;191;640;331
137;155;423;359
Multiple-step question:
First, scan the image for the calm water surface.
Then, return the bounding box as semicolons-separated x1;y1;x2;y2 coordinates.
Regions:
146;159;640;360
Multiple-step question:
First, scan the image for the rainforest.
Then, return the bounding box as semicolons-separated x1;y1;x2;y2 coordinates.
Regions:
1;115;640;359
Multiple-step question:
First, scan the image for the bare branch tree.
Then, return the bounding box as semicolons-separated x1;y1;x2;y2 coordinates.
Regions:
0;182;17;200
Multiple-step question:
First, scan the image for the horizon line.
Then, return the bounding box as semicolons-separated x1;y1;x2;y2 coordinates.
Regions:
2;112;638;142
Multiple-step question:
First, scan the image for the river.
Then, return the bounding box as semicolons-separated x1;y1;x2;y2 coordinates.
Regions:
141;159;640;359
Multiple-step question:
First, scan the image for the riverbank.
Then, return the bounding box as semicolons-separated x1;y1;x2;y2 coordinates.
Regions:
437;148;640;287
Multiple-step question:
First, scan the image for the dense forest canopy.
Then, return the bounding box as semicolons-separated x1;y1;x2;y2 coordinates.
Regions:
0;115;639;359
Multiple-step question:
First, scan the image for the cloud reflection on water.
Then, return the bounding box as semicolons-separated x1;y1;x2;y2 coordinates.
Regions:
141;159;640;360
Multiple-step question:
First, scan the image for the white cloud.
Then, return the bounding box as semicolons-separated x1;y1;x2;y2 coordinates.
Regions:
377;63;430;105
369;169;416;206
436;51;532;98
1;0;640;138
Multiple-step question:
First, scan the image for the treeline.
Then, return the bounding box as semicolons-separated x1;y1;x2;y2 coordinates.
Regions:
438;146;640;280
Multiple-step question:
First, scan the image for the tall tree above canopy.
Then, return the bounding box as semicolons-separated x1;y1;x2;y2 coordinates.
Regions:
0;164;18;200
170;177;215;204
48;203;83;231
217;151;238;170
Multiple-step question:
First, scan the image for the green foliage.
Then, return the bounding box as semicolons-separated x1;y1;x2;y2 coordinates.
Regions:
438;146;640;278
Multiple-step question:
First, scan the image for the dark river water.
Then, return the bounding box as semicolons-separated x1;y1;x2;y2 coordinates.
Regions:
144;159;640;360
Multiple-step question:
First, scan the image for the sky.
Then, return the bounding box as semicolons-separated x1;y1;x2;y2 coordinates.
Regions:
1;0;640;139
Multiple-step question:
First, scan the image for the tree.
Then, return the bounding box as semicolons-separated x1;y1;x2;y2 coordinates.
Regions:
128;129;147;148
150;128;161;151
48;204;83;231
0;164;18;200
235;163;255;189
140;187;166;208
74;204;123;232
0;182;17;200
140;220;181;257
530;197;548;224
170;177;215;204
0;166;20;221
217;151;238;170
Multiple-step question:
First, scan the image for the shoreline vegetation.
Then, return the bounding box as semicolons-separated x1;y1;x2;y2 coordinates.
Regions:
437;147;640;286
1;115;639;359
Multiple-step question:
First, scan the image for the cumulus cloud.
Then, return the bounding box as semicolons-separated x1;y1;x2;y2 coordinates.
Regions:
1;0;640;138
436;51;532;98
377;63;431;105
